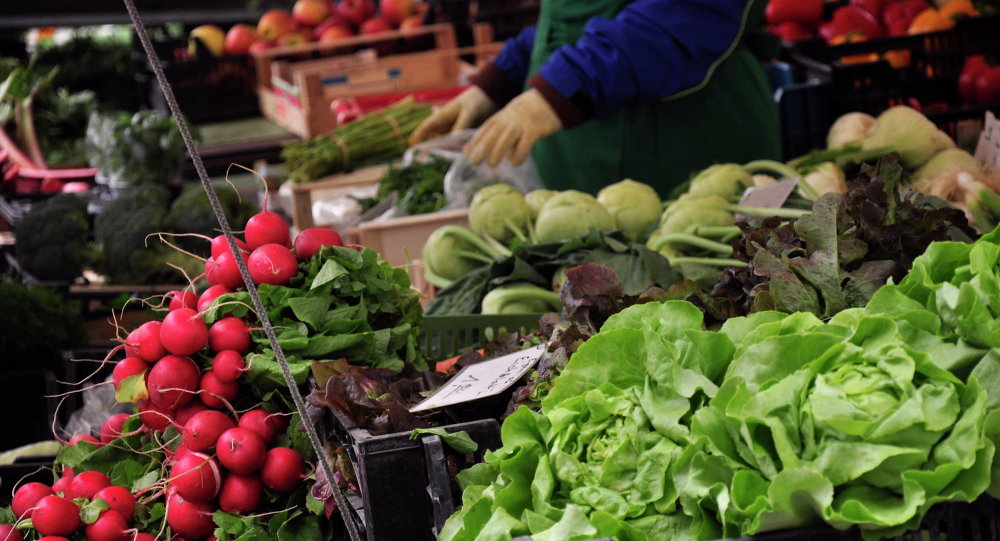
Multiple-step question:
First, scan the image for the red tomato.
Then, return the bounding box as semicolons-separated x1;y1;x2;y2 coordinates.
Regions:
765;0;823;25
883;0;930;36
850;0;886;19
770;21;812;41
827;6;884;40
975;66;1000;105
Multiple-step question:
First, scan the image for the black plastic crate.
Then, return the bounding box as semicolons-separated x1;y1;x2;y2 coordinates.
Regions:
421;314;541;361
329;414;502;541
0;457;56;507
786;15;1000;115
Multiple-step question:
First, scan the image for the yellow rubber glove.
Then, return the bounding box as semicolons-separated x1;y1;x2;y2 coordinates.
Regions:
409;87;497;145
463;89;562;168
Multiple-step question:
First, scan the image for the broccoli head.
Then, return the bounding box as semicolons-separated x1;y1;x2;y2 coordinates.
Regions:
94;185;174;284
16;193;91;282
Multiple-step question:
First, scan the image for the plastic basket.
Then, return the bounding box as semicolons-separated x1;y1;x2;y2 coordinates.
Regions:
329;415;502;541
421;314;543;361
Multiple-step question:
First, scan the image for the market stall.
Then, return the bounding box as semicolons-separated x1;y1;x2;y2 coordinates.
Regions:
1;1;1000;541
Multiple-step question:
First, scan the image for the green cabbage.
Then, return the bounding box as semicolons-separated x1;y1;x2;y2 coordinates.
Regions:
597;179;662;241
535;191;615;243
862;106;954;169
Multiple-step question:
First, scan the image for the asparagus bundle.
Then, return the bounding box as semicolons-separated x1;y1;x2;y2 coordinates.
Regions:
282;98;432;183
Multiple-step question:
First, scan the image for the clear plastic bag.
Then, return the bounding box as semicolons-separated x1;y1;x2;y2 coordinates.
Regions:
438;130;544;208
62;375;133;438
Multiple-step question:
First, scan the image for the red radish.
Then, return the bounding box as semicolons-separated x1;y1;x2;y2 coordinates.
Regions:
183;410;235;452
69;433;100;446
66;470;111;500
133;534;158;541
174;402;209;427
167;290;198;311
211;251;245;290
0;525;22;541
216;428;267;474
160;309;209;356
208;317;250;353
248;244;298;285
138;401;174;433
204;257;223;287
211;351;246;383
31;495;81;536
147;355;201;410
261;447;304;492
12;482;54;518
170;452;221;503
199;371;239;410
112;357;148;389
85;509;129;541
37;538;69;541
100;413;131;444
211;235;249;259
173;444;194;462
218;474;262;514
238;409;277;445
268;413;290;434
124;322;167;363
197;285;233;313
166;492;215;539
51;467;74;494
245;212;291;249
293;228;343;260
93;486;135;523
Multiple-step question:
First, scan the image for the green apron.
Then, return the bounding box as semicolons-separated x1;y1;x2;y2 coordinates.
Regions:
528;0;782;197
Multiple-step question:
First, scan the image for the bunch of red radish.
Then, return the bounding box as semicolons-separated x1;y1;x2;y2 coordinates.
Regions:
9;212;347;541
3;471;152;541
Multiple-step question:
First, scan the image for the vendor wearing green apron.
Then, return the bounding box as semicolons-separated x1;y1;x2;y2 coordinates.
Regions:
409;0;781;197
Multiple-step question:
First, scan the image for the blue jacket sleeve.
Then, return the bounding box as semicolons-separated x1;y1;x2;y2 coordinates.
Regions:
469;26;536;107
531;0;755;126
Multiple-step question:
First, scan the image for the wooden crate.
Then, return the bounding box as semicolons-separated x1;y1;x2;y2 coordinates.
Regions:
288;164;389;231
255;25;460;138
254;24;503;138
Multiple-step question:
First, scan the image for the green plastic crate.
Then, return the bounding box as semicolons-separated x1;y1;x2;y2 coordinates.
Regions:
421;314;542;361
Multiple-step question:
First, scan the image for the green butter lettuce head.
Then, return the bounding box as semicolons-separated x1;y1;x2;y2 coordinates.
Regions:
686;163;753;200
535;190;615;243
469;183;532;243
698;314;995;538
862;106;955;169
596;179;662;241
525;189;556;220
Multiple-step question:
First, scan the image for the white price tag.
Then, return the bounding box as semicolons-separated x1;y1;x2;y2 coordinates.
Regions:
409;344;546;413
974;111;1000;176
738;177;798;209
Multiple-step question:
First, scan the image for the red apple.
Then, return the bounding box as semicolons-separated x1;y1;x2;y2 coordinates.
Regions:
248;40;275;54
359;17;392;35
338;0;375;27
224;24;258;55
380;0;415;26
293;0;331;27
318;25;355;42
399;14;423;32
257;10;297;42
314;15;353;39
276;31;313;46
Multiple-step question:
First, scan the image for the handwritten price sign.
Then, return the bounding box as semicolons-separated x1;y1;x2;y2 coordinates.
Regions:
975;111;1000;175
409;344;546;413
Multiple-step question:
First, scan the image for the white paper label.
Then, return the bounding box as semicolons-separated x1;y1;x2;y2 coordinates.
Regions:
739;178;798;209
975;111;1000;176
409;344;546;413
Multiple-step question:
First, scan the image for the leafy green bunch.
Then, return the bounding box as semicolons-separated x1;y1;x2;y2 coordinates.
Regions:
442;295;1000;541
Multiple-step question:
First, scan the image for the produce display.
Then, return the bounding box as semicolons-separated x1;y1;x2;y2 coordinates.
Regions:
282;99;432;183
366;154;451;216
766;0;981;43
84;110;186;187
424;180;678;316
187;0;427;56
439;224;1000;541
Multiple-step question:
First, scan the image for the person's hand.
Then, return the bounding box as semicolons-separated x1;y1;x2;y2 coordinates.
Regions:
409;87;497;145
463;89;562;167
